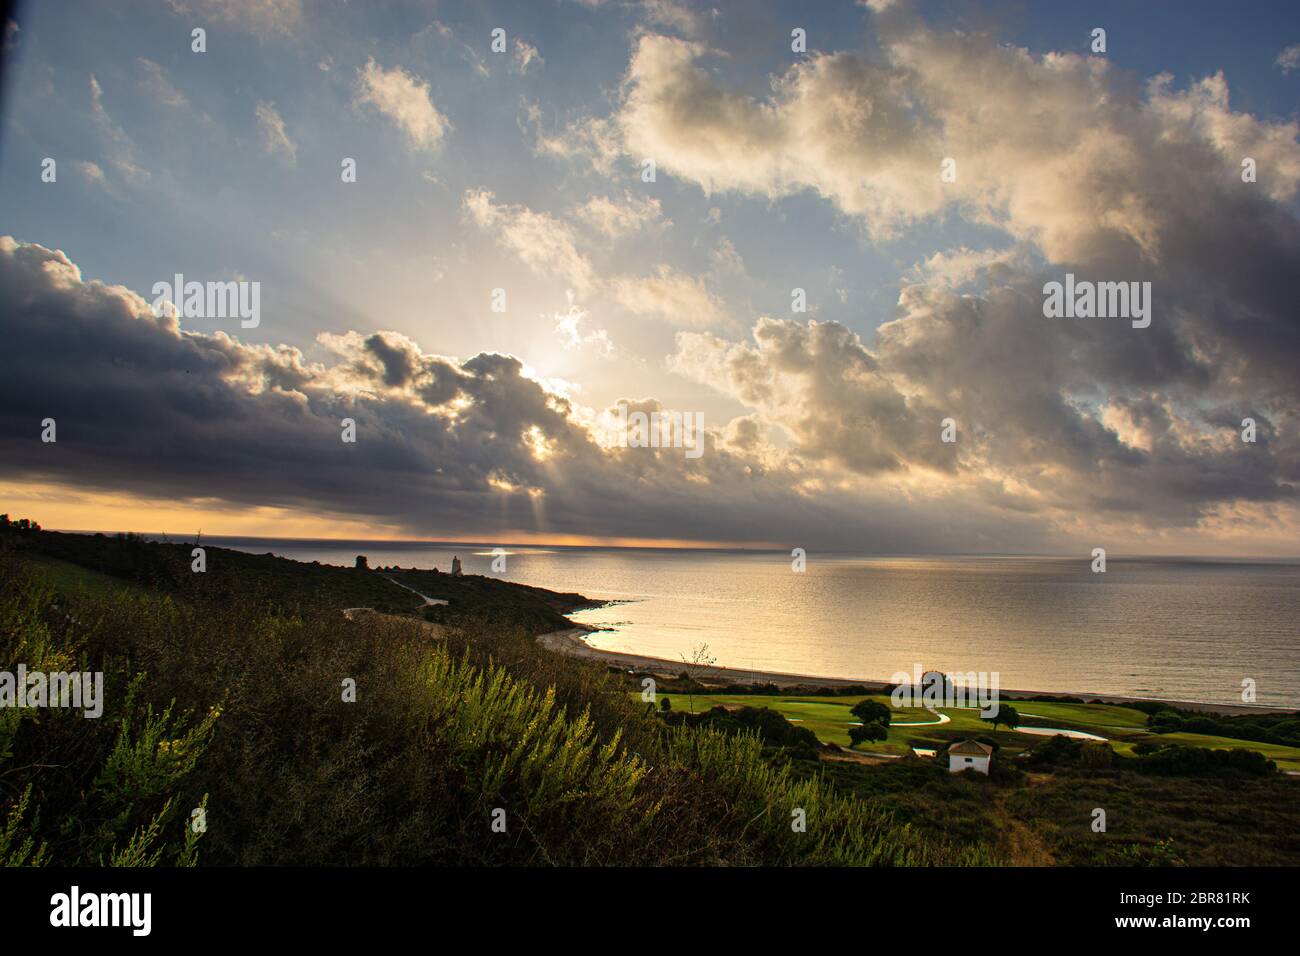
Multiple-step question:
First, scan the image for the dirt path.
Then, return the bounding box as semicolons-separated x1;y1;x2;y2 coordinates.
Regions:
382;575;449;606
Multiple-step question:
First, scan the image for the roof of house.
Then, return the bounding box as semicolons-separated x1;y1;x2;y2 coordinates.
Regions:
949;740;994;757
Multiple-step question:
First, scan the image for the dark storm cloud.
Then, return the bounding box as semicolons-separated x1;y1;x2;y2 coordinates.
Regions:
1;236;1064;551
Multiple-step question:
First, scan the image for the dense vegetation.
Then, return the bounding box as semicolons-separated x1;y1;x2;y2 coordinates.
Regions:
6;525;424;613
0;526;989;867
659;704;824;760
393;567;590;634
1143;702;1300;749
802;750;1300;866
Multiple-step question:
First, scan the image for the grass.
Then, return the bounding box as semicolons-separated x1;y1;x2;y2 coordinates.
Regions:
656;692;1300;771
19;552;146;599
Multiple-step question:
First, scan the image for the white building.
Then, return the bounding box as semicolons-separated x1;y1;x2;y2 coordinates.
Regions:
947;739;993;774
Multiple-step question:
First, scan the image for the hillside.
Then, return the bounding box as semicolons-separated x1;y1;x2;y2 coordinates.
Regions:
0;524;587;631
0;520;981;866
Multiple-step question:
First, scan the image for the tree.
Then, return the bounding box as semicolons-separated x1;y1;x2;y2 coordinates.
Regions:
850;699;892;726
679;643;717;713
659;696;672;712
982;704;1020;733
848;721;888;747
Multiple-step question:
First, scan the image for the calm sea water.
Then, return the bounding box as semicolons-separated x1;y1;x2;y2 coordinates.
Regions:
207;538;1300;708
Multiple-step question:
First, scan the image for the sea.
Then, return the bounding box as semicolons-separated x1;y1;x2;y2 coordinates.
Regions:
202;538;1300;709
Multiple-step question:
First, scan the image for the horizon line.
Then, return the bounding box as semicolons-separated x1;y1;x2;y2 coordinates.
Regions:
44;526;1300;563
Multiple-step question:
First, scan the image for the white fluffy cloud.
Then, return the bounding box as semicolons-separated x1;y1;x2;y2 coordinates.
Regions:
463;189;597;294
574;192;666;236
611;265;727;327
356;59;450;153
618;34;942;239
617;21;1300;264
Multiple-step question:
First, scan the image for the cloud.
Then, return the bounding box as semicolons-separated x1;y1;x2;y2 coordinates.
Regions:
532;112;623;176
574;192;666;236
611;266;727;327
77;161;106;187
255;101;297;164
464;188;715;326
629;16;1300;542
640;0;706;37
4;236;1295;552
671;319;952;476
553;300;615;358
136;58;187;108
165;0;302;34
670;228;1300;534
88;75;150;185
1277;43;1300;74
616;24;1300;259
617;34;941;239
513;39;543;74
709;236;745;273
463;189;596;294
2;235;1011;550
356;59;450;153
607;17;1300;521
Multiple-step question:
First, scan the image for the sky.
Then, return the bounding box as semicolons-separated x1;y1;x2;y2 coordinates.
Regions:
1;0;1298;555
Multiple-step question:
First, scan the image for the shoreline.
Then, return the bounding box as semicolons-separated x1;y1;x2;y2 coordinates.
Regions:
537;626;1296;717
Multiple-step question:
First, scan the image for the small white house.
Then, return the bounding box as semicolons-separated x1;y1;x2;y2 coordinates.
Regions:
947;739;993;775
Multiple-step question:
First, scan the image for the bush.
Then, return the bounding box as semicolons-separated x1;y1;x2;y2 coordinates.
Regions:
1132;744;1276;778
1079;742;1115;769
848;721;888;747
1023;734;1083;768
850;699;891;726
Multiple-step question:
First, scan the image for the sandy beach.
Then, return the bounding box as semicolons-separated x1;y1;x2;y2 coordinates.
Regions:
537;626;1294;717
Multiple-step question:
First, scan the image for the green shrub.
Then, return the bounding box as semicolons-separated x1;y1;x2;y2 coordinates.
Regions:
0;560;214;866
848;721;888;747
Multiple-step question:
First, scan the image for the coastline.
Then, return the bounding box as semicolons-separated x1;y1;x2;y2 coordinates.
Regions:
538;626;1295;717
